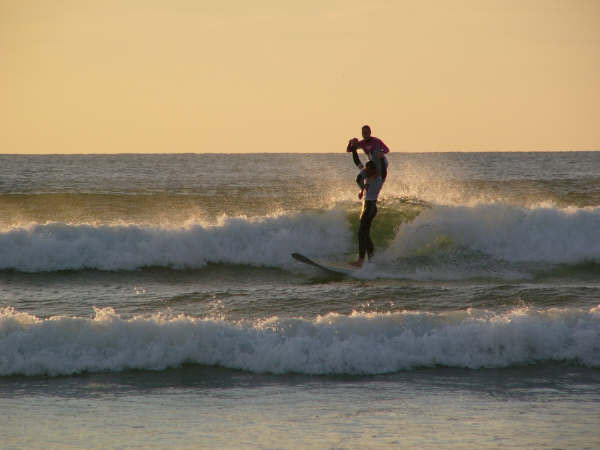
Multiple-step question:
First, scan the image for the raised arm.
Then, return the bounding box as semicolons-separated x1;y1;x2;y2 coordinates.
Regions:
352;148;364;169
347;138;364;169
356;170;366;199
356;170;366;189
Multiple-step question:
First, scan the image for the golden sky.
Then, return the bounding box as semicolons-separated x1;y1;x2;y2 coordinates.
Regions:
1;0;599;153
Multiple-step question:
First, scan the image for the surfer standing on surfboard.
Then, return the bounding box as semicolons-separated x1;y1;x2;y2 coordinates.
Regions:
347;125;389;184
350;160;384;268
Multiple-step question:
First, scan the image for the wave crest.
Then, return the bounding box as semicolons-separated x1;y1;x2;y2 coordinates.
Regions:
386;203;600;264
0;211;351;272
1;306;599;376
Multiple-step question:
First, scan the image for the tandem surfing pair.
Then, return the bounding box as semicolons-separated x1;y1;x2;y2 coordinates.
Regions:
292;125;389;275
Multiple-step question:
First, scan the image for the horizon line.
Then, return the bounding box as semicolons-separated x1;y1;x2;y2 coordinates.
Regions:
2;149;600;156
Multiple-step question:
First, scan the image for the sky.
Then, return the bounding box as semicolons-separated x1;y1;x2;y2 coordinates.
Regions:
1;0;599;153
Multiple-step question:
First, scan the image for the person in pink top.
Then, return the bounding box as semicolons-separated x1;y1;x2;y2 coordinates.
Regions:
347;125;389;182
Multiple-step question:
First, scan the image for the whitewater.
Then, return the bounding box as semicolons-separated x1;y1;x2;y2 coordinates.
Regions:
2;306;599;377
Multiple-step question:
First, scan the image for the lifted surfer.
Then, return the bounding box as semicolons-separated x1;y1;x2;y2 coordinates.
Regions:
347;125;389;184
351;160;384;268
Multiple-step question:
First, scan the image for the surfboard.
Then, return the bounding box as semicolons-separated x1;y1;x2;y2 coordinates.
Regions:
291;252;357;276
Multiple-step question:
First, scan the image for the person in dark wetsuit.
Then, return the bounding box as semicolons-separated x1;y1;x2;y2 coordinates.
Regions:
347;125;390;185
351;160;384;268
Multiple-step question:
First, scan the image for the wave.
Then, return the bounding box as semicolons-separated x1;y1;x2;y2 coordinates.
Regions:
1;203;599;275
0;211;351;272
1;306;598;376
381;203;600;266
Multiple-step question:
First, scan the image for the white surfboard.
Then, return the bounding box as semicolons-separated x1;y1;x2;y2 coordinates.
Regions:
291;252;357;276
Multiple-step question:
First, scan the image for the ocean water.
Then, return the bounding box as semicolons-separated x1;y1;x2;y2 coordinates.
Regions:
1;152;599;448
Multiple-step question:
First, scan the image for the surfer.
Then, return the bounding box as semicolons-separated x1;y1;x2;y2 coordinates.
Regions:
347;125;389;183
351;160;383;268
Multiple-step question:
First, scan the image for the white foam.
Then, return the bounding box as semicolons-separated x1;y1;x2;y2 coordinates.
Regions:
0;211;351;272
385;203;600;264
1;306;598;376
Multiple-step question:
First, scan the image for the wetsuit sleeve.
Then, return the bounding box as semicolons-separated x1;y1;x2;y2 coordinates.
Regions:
356;170;366;189
352;149;364;169
380;140;390;154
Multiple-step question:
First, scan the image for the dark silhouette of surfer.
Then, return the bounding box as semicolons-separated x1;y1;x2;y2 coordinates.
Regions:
348;126;389;267
350;160;384;268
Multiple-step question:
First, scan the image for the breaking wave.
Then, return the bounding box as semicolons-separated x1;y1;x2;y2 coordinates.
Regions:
1;306;598;376
0;211;351;272
1;203;599;275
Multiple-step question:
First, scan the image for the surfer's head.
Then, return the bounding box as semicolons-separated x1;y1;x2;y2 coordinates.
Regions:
361;125;371;139
365;161;377;177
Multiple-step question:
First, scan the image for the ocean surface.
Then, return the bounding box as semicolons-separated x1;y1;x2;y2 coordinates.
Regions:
1;152;599;448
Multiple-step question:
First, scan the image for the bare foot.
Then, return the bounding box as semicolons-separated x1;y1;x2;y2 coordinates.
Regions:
349;259;364;268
